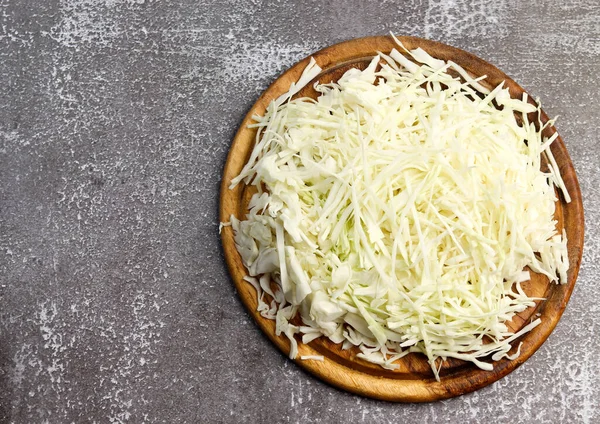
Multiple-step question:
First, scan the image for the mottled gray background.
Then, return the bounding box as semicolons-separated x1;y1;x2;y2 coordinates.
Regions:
0;0;598;423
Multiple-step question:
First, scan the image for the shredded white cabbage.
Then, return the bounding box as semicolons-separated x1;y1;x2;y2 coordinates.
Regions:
300;355;325;361
226;39;570;380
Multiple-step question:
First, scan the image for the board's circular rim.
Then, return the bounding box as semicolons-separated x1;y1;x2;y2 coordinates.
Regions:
219;35;585;402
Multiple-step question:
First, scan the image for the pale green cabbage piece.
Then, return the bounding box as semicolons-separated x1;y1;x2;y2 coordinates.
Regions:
226;39;570;380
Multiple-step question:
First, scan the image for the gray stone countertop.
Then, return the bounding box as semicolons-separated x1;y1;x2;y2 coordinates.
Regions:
1;1;598;423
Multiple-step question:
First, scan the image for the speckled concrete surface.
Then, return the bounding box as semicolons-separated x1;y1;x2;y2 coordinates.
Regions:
0;0;598;423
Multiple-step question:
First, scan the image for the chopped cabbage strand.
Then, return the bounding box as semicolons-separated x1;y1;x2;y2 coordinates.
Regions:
227;39;570;380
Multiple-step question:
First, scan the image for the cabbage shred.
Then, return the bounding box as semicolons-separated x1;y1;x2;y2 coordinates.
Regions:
227;39;570;380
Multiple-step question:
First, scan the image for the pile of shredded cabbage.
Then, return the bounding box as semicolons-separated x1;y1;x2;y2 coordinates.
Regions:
225;37;570;380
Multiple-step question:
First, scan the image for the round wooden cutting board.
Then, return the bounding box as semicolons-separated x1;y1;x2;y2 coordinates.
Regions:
220;35;584;402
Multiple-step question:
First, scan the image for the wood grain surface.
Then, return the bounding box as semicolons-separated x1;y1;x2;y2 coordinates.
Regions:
219;35;584;402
